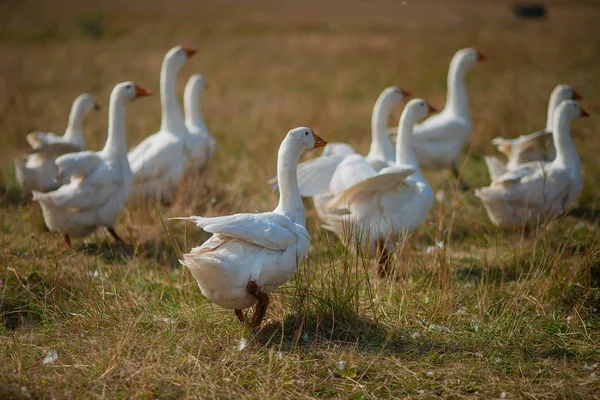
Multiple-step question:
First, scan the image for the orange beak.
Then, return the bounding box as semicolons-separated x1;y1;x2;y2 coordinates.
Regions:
581;107;590;118
135;84;153;98
401;88;413;99
427;103;438;114
312;132;327;148
573;90;583;100
477;51;488;62
183;47;197;57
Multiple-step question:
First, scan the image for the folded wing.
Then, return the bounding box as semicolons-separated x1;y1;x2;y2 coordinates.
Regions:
171;213;298;251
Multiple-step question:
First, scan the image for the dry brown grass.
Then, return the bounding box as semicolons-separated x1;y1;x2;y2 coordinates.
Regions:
1;0;600;398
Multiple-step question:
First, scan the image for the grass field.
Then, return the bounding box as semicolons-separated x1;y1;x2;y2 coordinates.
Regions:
1;0;600;398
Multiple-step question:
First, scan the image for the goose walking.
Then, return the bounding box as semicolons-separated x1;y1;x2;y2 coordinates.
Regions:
392;48;486;190
173;127;327;327
476;100;588;229
14;93;99;195
322;99;435;275
33;82;152;246
184;74;215;170
485;84;582;180
128;45;196;203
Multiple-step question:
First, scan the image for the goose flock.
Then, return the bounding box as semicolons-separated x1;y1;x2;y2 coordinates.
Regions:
13;46;589;326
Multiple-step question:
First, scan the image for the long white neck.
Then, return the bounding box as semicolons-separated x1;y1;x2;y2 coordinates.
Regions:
103;93;128;159
367;95;395;162
63;101;86;145
184;84;207;132
546;88;565;131
552;109;579;168
160;58;187;134
274;140;305;226
395;109;421;175
445;58;470;120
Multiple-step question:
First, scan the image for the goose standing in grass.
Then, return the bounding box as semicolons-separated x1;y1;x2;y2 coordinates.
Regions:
475;100;588;229
14;93;99;195
485;84;582;180
322;99;436;275
128;45;196;203
173;127;327;327
33;82;152;246
391;48;486;190
270;87;409;213
184;74;215;169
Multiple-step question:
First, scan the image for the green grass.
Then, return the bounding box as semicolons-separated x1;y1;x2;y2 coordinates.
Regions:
1;0;600;398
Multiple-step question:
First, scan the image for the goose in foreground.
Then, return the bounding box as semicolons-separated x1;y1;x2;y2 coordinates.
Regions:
485;84;582;180
173;127;327;327
184;74;215;170
33;82;152;246
322;99;435;275
475;100;588;229
128;45;196;203
390;48;486;190
14;93;99;195
269;87;409;208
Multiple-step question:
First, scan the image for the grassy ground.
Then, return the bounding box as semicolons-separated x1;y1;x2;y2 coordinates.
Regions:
1;0;600;398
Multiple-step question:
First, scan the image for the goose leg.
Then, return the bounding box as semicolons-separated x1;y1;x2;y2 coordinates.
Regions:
451;163;470;192
246;280;269;327
107;227;126;245
63;234;71;248
377;239;392;277
234;309;246;323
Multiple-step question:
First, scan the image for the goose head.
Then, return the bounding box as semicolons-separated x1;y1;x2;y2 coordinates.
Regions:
286;127;327;155
553;84;583;102
558;100;590;121
187;74;206;93
452;47;487;72
379;86;411;106
404;98;438;121
113;81;153;103
165;45;197;69
73;93;100;114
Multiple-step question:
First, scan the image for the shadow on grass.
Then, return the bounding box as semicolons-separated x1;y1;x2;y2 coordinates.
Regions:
77;240;135;263
254;311;391;353
568;206;599;225
0;184;27;208
455;263;520;283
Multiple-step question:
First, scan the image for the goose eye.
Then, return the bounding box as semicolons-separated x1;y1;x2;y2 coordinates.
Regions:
126;84;131;89
305;132;309;136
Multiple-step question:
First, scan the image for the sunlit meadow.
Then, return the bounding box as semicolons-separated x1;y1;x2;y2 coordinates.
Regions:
1;0;599;398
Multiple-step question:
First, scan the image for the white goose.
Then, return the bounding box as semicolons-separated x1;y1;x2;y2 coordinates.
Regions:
475;100;588;229
393;48;486;189
322;99;435;275
184;74;215;169
485;84;582;180
33;82;152;246
172;127;327;326
14;93;99;195
128;45;196;203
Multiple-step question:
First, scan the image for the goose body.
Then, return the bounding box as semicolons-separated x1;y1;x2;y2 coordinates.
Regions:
14;94;98;195
476;100;587;229
33;82;151;243
128;46;196;202
486;85;582;176
175;127;327;326
184;74;215;169
321;99;435;263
